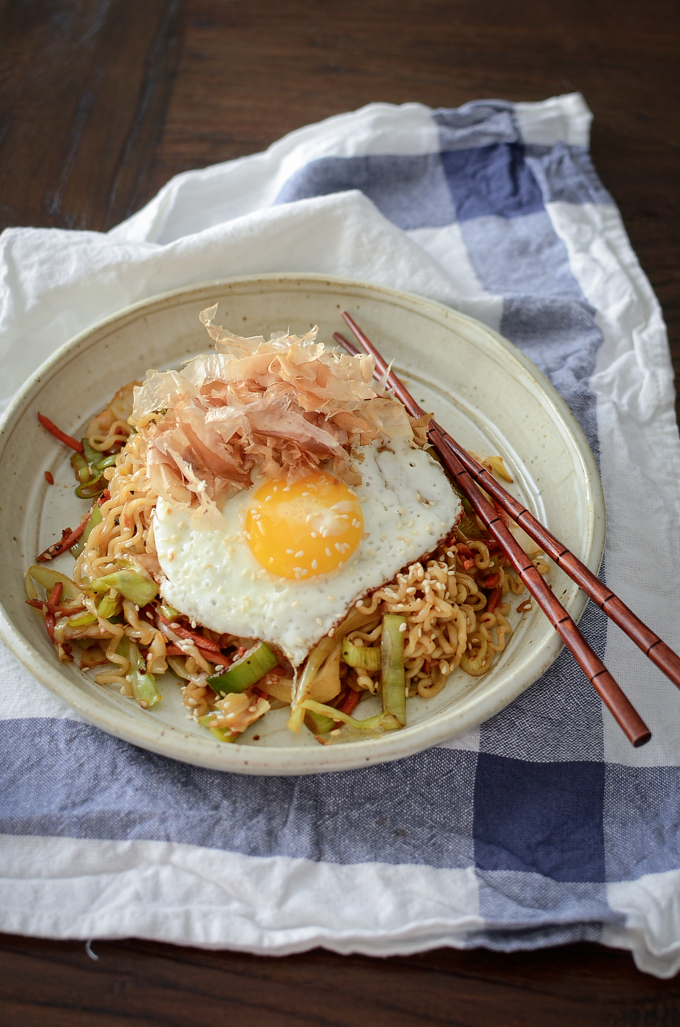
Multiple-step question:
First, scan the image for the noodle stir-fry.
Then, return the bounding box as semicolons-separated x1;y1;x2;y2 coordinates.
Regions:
28;315;545;744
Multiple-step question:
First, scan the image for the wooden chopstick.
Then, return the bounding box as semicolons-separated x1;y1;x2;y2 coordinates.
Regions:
338;312;680;695
334;316;652;747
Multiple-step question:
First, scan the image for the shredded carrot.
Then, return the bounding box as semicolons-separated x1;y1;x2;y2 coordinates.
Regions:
337;689;361;717
487;587;502;614
483;573;500;589
38;413;83;452
26;600;85;615
45;611;56;643
36;518;88;563
159;615;222;652
165;642;226;660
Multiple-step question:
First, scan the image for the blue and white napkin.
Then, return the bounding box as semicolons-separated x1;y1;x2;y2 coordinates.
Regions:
2;93;680;977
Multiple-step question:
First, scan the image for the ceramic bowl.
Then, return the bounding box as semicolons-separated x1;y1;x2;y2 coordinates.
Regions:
0;274;605;773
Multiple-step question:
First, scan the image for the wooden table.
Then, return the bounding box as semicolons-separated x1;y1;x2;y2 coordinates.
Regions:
1;1;679;1023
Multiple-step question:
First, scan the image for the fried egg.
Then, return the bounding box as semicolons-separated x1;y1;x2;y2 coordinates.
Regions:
154;437;462;667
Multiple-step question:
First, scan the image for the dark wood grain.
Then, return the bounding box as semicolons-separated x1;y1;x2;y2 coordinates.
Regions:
1;0;679;1022
0;0;182;230
2;934;680;1027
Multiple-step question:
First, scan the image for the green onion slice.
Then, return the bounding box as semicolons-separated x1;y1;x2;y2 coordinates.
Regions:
26;564;82;601
304;708;337;735
342;638;381;670
117;635;162;708
301;699;401;732
90;569;158;606
70;451;91;485
71;503;103;558
208;642;277;695
67;611;98;628
81;438;100;466
75;476;105;499
381;614;407;726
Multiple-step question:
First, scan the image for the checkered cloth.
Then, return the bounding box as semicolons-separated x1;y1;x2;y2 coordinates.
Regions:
2;94;679;976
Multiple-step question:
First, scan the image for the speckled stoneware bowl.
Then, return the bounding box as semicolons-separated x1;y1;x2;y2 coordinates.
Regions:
0;274;605;774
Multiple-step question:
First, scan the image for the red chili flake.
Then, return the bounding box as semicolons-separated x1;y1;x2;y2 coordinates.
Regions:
457;543;474;559
483;573;500;589
44;471;54;485
37;413;83;452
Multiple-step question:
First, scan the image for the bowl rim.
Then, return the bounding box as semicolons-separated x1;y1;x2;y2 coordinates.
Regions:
0;272;605;774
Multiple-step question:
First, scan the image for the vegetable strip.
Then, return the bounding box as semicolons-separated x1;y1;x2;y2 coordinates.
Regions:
45;586;61;643
208;642;277;695
36;519;88;563
301;699;400;732
159;615;222;652
381;614;407;726
38;413;83;452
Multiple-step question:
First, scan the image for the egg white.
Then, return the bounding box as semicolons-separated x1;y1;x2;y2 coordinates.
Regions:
154;438;462;667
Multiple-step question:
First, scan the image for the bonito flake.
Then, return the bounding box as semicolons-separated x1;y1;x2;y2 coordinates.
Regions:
130;304;417;513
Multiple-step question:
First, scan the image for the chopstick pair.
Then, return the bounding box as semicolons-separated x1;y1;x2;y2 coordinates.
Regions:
333;312;672;749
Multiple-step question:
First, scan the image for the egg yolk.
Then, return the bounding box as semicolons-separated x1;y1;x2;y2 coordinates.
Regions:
245;472;364;580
